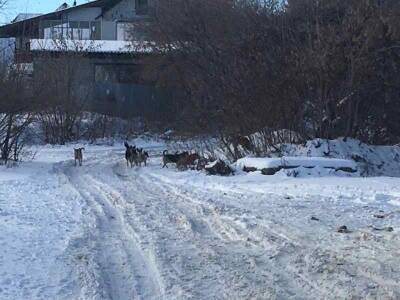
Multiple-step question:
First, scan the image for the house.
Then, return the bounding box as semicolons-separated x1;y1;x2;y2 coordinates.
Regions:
0;0;166;118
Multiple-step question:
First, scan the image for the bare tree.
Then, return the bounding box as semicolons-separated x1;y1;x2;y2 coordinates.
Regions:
0;63;35;163
33;40;95;144
141;0;304;156
142;0;400;149
0;0;8;10
285;0;400;143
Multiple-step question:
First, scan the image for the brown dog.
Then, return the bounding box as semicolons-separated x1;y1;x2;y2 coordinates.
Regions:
162;150;189;168
135;148;149;167
176;153;201;171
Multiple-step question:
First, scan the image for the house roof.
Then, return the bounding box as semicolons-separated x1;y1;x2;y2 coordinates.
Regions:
12;13;43;23
0;0;123;38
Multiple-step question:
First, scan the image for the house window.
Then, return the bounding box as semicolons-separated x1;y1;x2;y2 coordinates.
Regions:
136;0;148;15
95;64;144;84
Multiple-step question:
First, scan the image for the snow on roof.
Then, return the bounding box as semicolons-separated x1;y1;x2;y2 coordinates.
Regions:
12;13;43;23
30;39;153;54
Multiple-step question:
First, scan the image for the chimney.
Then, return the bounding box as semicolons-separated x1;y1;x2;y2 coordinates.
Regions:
56;3;70;11
73;1;77;6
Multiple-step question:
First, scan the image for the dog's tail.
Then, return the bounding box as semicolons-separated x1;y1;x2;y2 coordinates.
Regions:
163;150;168;155
124;142;129;149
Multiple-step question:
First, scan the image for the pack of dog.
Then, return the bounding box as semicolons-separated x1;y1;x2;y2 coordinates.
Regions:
124;142;149;168
74;143;202;170
124;143;204;171
162;150;189;168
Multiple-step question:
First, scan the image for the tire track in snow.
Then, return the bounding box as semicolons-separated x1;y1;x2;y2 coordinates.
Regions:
111;167;317;299
139;170;400;299
57;148;400;299
53;163;110;300
61;161;165;300
149;171;400;299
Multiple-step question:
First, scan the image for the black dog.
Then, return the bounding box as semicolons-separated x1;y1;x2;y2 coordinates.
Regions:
125;142;137;168
162;150;189;168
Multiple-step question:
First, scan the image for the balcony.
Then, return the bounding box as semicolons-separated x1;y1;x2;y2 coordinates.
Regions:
39;20;102;40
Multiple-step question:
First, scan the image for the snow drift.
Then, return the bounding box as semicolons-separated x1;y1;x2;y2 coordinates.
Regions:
242;137;400;177
236;156;357;172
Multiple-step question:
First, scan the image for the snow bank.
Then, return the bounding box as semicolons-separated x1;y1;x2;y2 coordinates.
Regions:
280;138;400;177
236;156;357;171
242;134;400;177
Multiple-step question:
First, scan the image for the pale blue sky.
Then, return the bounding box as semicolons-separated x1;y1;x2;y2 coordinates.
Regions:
1;0;90;24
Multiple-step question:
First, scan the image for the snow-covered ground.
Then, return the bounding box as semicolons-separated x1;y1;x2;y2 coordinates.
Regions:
1;139;400;299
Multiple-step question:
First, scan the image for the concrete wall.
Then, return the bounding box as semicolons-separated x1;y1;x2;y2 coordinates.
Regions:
32;53;167;118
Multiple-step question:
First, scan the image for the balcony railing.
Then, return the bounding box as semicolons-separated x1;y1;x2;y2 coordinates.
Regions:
39;20;102;40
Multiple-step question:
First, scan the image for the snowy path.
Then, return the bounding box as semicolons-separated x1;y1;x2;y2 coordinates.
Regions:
1;143;400;299
60;161;165;300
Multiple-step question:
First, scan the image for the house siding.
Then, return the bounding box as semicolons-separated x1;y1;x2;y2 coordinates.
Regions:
103;0;136;21
1;0;168;118
66;8;103;21
101;21;117;40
